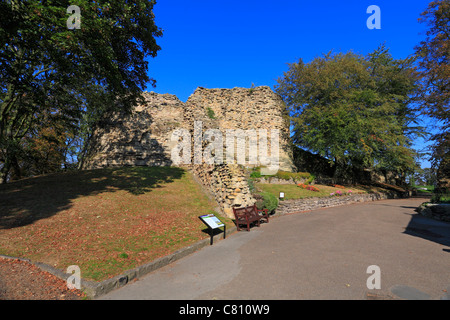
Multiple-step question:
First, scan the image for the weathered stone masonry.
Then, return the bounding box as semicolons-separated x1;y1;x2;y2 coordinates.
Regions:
83;92;185;168
276;192;404;216
83;86;295;218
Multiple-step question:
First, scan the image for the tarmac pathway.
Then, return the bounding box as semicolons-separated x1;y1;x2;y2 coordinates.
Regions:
99;197;450;300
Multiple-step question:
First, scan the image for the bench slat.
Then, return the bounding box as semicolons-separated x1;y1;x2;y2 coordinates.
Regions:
232;204;269;231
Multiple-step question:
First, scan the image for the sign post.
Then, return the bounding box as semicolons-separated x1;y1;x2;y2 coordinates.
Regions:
199;214;226;245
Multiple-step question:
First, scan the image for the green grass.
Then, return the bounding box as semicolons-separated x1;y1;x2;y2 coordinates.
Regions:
0;166;232;281
431;192;450;204
439;196;450;203
256;183;369;200
415;185;435;193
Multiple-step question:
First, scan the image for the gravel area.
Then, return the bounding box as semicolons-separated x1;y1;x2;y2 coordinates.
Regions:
0;257;86;300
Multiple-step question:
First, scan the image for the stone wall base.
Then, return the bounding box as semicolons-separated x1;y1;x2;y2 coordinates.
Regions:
276;192;402;216
416;203;450;222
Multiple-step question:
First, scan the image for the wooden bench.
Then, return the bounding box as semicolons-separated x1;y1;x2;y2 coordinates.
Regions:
232;205;269;231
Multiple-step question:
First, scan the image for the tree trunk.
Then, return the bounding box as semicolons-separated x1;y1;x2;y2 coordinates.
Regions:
1;158;10;184
10;155;21;181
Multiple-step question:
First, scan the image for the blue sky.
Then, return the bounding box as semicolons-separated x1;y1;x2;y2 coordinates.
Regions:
145;0;435;168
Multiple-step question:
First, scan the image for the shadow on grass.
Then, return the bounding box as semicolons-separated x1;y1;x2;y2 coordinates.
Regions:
0;166;186;229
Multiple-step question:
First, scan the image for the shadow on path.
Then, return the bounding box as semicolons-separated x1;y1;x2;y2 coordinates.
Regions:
403;211;450;250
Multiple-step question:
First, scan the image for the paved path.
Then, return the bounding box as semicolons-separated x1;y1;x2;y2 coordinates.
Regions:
99;197;450;300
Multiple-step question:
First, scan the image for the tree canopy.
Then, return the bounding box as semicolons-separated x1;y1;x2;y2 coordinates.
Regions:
414;0;450;187
0;0;162;182
275;46;423;183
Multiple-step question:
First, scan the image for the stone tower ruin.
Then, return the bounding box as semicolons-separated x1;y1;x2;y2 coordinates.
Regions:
83;86;295;218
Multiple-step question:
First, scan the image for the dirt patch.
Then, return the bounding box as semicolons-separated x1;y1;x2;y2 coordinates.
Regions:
0;257;86;300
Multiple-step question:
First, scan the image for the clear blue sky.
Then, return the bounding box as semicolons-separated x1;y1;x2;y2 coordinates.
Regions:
145;0;434;168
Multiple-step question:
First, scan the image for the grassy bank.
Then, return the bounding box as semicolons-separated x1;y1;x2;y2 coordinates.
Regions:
255;183;387;200
0;167;230;281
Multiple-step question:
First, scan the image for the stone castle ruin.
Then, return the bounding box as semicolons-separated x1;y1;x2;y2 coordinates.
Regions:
83;86;295;218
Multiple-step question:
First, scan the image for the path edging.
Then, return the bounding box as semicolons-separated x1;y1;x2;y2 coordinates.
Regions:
1;225;237;299
275;191;404;216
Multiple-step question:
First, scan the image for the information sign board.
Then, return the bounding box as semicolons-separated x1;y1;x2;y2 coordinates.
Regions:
199;214;225;229
199;214;226;245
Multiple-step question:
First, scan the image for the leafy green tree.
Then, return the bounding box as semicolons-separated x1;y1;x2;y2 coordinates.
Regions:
0;0;162;182
422;167;437;186
414;0;450;187
275;46;422;183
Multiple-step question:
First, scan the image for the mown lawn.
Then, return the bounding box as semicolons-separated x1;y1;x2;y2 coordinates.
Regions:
255;183;373;200
415;185;435;193
0;167;230;281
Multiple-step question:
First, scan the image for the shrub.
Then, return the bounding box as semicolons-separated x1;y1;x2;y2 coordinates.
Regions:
249;168;314;184
206;107;216;119
274;171;311;181
250;169;262;178
305;174;316;185
255;192;279;214
431;192;450;204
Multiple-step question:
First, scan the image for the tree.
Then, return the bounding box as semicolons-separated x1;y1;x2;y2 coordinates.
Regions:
23;121;69;177
414;0;450;188
275;46;422;183
422;167;437;186
0;0;162;183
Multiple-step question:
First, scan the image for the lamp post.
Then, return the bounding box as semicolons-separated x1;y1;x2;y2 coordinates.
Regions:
279;192;285;201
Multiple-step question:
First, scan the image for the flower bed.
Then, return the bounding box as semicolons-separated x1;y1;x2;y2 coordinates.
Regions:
330;190;353;197
297;183;320;192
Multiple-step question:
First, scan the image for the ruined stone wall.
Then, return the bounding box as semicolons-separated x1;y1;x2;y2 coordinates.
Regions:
188;163;254;218
83;92;185;169
180;86;295;217
185;86;295;172
83;86;295;218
